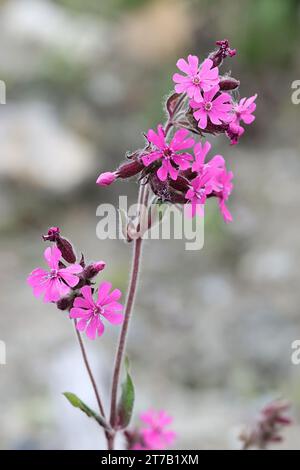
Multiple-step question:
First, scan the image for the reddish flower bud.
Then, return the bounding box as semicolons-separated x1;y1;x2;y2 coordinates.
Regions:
56;295;74;311
219;76;240;91
169;175;190;193
42;226;77;264
116;160;144;179
56;236;77;264
96;171;117;186
209;39;236;67
82;261;106;281
42;226;60;242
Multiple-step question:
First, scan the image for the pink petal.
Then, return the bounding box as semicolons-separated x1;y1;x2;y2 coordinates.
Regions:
104;301;123;312
172;73;190;84
58;270;81;288
193;86;202;103
172;156;192;171
158;410;173;426
209;155;225;168
142;151;162;166
208;110;222;125
62;264;83;274
244;93;257;108
27;268;48;287
76;317;89;332
199;58;213;73
219;199;232;223
176;57;190;74
187;54;199;74
189;98;203;109
140;410;156;426
187;85;196;99
97;320;105;337
198;112;208;129
193;108;204;121
170;129;194;151
73;296;91;309
43;278;64;303
242;113;255;124
213;92;231;105
102;310;123;325
157;162;168;181
204;86;219;102
174;82;189;94
185;188;194;200
80;285;95;307
44;246;61;270
147;125;165;149
69;307;91;319
86;317;98;340
104;288;122;304
97;281;112;304
167;161;178;180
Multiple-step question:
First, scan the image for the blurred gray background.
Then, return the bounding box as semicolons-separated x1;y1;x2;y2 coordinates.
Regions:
0;0;300;449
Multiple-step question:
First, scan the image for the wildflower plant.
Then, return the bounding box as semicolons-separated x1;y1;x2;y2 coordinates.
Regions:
240;400;292;450
28;40;257;450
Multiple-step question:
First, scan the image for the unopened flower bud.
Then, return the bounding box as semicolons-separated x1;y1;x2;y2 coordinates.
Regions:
42;226;60;242
82;261;106;281
56;296;74;311
43;226;77;264
169;175;190;194
226;122;244;145
209;39;236;67
219;76;240;91
116;160;144;179
56;237;76;264
96;171;117;186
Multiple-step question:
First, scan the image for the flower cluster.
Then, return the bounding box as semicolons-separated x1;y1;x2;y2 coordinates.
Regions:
240;400;292;450
27;40;259;451
27;227;123;340
96;40;257;224
125;409;176;450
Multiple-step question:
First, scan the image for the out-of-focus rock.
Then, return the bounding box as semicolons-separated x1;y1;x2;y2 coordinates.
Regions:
118;0;192;64
0;102;97;191
0;0;109;77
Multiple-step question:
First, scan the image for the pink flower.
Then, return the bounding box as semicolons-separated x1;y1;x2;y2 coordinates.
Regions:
228;94;257;143
190;87;232;130
215;169;234;223
226;122;245;145
142;125;194;181
184;141;232;220
231;94;257;126
70;283;123;340
96;171;117;186
173;56;219;102
185;175;209;218
185;141;225;217
138;409;176;450
192;140;225;175
27;246;83;303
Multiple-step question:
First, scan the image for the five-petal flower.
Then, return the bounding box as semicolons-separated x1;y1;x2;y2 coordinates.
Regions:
173;56;219;102
70;283;123;340
142;125;194;181
190;87;232;130
27;246;83;303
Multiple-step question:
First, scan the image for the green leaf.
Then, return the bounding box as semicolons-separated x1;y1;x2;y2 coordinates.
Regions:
117;357;135;429
63;392;110;431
